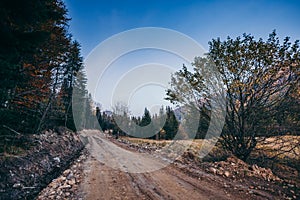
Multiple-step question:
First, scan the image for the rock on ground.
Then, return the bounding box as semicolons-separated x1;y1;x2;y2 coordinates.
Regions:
0;127;84;199
36;149;88;200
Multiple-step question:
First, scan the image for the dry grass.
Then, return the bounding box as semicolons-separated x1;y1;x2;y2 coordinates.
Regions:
248;136;300;184
121;135;300;184
256;135;300;159
122;135;300;164
122;135;300;159
120;137;229;161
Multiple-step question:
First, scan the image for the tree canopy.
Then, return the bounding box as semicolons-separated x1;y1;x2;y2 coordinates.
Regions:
167;31;300;160
0;0;93;141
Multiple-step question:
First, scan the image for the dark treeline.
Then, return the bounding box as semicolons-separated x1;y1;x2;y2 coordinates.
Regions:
96;105;211;140
0;0;93;142
96;106;186;140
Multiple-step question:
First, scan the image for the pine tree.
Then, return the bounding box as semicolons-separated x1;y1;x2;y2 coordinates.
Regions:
163;107;179;140
58;41;84;130
0;0;72;134
72;68;88;131
140;108;151;127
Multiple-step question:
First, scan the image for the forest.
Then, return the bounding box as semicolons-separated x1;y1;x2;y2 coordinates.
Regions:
0;0;299;199
0;0;95;152
1;0;299;162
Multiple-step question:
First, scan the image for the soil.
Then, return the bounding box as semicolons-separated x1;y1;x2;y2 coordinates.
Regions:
79;130;298;200
0;128;84;199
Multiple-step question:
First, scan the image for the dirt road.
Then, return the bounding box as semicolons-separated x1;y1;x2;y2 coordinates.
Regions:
79;130;277;200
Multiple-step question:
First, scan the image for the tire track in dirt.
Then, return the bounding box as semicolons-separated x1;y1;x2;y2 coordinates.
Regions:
79;130;276;200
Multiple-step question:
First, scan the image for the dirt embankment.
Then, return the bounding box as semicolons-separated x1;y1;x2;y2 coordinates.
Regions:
0;127;84;200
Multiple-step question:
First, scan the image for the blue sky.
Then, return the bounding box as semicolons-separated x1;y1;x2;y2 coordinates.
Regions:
64;0;300;115
65;0;300;57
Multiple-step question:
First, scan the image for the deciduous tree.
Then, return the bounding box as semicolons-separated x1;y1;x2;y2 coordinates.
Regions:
167;31;300;160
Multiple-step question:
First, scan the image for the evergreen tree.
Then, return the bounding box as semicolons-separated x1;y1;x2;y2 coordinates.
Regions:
58;41;84;130
72;67;88;130
139;108;151;127
0;0;72;134
163;106;179;140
